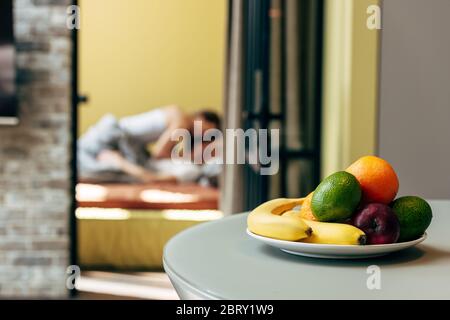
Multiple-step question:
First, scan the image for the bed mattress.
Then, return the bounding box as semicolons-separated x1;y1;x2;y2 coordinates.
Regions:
77;208;223;269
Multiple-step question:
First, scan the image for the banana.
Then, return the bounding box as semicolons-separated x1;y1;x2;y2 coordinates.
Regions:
247;198;312;241
283;210;366;245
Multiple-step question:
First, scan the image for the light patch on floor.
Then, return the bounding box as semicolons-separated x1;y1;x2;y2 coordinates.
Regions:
77;271;179;300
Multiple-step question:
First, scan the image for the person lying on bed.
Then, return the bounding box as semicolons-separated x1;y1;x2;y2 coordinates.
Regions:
78;105;221;184
97;139;222;186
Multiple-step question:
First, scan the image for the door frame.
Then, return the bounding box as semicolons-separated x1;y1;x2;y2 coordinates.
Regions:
69;0;79;297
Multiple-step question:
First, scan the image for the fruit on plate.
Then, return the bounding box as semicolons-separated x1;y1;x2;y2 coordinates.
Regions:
283;211;366;245
247;198;312;241
392;196;432;242
298;192;317;221
247;155;432;248
346;155;399;205
311;171;361;222
352;203;400;245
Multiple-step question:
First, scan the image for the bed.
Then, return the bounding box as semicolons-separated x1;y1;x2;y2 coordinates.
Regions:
76;182;222;269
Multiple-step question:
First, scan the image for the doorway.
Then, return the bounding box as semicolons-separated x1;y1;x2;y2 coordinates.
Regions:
70;0;324;299
71;0;228;299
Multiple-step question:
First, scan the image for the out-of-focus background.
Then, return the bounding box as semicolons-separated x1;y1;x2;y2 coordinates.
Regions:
78;0;226;134
0;0;449;299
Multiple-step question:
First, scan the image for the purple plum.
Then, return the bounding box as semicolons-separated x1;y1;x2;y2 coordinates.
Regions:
352;203;400;245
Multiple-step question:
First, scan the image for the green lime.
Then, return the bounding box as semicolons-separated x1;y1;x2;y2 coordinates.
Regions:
311;171;361;222
392;196;432;242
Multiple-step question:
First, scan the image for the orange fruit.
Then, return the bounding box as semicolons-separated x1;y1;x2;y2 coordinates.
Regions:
346;155;399;205
299;192;317;221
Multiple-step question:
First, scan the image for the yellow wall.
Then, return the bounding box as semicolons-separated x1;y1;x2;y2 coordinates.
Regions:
348;0;379;163
321;0;380;177
79;0;227;134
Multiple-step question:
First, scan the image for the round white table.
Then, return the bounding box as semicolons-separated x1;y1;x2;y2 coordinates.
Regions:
163;200;450;299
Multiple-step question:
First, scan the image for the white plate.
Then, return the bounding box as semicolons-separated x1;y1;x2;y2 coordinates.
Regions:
246;229;427;259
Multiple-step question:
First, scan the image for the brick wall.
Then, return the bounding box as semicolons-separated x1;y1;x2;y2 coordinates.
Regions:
0;0;72;297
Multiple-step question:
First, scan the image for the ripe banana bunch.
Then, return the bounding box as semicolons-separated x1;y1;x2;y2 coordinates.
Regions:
283;211;366;245
248;199;366;245
247;198;312;241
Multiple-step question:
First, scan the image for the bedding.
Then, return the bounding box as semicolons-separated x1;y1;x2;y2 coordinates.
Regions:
76;182;221;269
76;182;219;210
77;208;222;269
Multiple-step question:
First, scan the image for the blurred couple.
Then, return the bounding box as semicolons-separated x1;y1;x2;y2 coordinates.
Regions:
78;105;222;186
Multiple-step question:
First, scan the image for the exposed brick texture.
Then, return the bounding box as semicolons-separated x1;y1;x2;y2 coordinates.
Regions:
0;0;72;298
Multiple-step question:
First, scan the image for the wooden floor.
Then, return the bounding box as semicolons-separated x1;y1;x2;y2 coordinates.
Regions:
75;271;179;300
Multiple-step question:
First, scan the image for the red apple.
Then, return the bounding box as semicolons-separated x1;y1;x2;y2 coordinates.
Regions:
352;203;400;245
